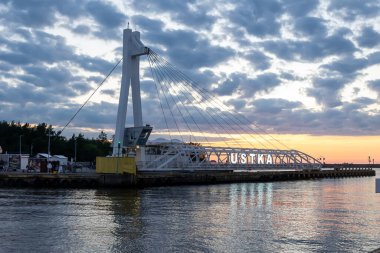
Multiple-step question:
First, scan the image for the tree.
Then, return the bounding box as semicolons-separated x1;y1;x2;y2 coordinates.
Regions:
0;121;111;161
97;131;108;142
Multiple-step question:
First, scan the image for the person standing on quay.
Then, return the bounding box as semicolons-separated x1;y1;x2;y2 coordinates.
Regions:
47;162;52;173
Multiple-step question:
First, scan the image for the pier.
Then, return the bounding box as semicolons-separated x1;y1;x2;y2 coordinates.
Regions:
0;167;375;188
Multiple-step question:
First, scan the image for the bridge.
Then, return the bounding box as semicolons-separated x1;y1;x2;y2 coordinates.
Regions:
110;28;322;172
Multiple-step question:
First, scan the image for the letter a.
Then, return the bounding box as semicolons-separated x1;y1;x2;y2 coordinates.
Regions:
266;154;273;164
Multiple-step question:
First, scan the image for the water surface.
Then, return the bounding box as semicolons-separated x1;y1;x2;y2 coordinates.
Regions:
0;171;379;252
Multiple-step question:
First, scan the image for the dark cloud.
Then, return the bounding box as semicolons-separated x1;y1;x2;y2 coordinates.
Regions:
243;73;281;97
213;72;281;97
1;30;75;65
368;51;380;65
251;98;302;114
321;56;368;75
280;72;298;81
87;76;104;84
226;98;247;111
72;25;91;35
101;89;116;97
174;7;216;28
0;0;84;28
357;26;380;48
0;82;58;106
131;0;215;28
243;101;380;135
132;15;164;32
328;0;380;20
71;101;117;127
71;82;92;95
368;80;380;96
21;66;75;87
142;28;234;69
353;97;376;106
131;0;189;13
186;69;220;90
213;74;240;96
85;1;126;29
263;32;357;61
229;0;283;38
307;77;348;107
140;79;158;99
75;55;115;73
284;0;319;17
294;16;327;38
244;51;272;70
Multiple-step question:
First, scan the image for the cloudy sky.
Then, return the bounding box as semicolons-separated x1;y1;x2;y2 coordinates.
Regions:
1;0;380;162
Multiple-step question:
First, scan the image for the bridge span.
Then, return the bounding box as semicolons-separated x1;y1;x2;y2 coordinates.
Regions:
107;28;325;172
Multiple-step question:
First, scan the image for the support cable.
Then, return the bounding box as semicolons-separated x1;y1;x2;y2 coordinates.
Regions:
149;52;237;148
150;51;263;149
148;54;184;143
150;51;290;150
58;58;123;135
150;51;267;149
148;53;215;145
148;55;191;142
149;53;233;147
148;54;208;145
147;56;173;143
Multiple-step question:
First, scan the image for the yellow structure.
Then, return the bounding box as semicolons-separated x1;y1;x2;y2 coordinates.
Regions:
96;157;136;175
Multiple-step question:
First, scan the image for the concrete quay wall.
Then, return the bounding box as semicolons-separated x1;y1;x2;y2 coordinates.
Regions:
137;169;376;187
0;173;135;188
0;168;375;188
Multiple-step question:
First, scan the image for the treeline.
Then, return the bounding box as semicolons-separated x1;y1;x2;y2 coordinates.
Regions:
0;121;112;162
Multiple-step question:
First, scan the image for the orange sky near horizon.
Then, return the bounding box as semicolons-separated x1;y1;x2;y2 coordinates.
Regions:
149;131;379;164
200;133;380;164
258;134;380;164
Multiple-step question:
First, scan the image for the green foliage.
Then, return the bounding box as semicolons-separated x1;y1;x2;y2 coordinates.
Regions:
0;121;112;161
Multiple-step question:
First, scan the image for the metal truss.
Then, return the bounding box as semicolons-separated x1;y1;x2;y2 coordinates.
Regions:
138;143;322;171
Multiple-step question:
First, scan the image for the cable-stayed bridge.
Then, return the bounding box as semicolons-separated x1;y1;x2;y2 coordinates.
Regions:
108;29;322;172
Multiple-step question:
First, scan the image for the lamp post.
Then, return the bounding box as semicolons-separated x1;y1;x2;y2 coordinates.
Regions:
74;137;77;169
19;135;23;156
47;127;52;169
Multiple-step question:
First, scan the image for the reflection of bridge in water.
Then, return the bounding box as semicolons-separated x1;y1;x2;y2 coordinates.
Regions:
110;28;321;172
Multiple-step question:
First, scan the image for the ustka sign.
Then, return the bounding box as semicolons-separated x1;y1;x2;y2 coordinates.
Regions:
229;153;273;164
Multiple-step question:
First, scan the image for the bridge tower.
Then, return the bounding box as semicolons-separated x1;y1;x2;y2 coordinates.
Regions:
112;29;150;156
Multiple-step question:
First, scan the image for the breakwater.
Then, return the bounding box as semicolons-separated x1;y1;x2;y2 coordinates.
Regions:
0;168;375;188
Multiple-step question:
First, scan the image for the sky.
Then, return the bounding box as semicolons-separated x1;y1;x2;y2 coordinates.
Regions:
0;0;380;163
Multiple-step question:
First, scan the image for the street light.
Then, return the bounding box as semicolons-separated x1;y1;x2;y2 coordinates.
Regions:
47;127;52;167
19;135;23;156
74;137;77;169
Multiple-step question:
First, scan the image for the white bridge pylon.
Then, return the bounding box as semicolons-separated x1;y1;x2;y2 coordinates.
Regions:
113;29;149;156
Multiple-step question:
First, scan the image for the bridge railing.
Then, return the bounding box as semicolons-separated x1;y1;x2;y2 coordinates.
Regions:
139;143;322;171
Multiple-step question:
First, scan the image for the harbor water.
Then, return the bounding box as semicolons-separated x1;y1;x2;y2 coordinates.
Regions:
0;170;379;252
